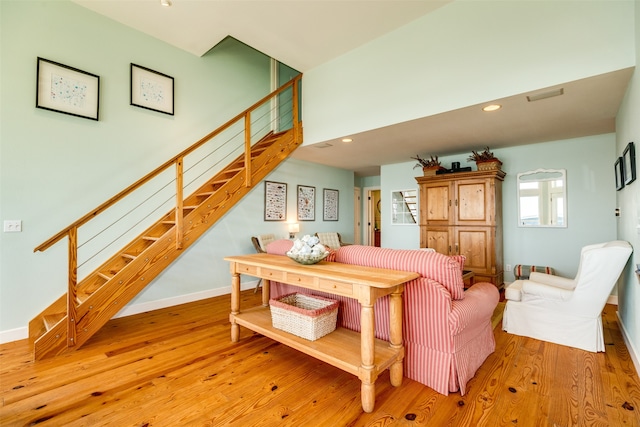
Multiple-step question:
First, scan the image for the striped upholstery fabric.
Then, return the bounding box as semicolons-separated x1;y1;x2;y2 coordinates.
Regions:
335;245;466;300
268;245;500;396
265;239;293;255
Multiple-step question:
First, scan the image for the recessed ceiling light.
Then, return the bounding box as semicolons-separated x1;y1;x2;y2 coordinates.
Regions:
482;104;502;112
341;138;353;143
160;0;172;7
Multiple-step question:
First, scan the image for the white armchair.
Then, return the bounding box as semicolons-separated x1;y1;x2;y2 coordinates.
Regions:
503;240;632;352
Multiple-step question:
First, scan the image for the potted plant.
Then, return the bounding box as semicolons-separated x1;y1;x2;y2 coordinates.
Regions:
467;146;502;171
412;154;444;176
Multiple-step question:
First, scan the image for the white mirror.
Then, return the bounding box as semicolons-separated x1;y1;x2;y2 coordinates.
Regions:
391;189;418;225
517;169;567;227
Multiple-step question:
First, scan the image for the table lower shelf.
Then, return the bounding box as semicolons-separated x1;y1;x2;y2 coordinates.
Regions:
232;306;403;379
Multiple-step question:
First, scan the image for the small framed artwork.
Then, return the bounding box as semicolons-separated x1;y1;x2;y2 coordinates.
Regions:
615;157;625;191
130;63;174;115
297;185;315;221
264;181;287;221
323;188;339;221
623;142;636;185
36;57;100;121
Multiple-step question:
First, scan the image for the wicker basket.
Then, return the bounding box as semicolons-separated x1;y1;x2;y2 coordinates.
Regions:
269;293;339;341
476;160;502;171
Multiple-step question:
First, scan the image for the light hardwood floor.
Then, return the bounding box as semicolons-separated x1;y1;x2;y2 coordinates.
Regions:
1;289;639;426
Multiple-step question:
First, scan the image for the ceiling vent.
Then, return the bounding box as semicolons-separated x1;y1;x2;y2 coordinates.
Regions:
527;88;564;102
314;142;333;149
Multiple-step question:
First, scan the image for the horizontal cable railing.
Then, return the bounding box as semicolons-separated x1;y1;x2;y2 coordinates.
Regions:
34;75;301;309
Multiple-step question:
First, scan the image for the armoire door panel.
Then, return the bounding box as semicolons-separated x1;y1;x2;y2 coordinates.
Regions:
425;185;450;222
457;182;487;221
426;229;450;255
456;229;490;271
416;170;505;288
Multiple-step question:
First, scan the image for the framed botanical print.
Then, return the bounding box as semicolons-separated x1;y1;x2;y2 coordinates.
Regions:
297;185;315;221
264;181;287;221
615;157;625;191
130;63;174;115
36;57;100;121
323;188;339;221
623;142;636;186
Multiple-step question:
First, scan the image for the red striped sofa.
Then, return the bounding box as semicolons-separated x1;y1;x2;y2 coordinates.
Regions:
265;241;500;396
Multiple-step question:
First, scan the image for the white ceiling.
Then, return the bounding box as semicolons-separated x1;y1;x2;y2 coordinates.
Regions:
73;0;634;177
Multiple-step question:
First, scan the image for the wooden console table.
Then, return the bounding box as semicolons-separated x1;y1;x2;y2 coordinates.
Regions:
225;253;419;413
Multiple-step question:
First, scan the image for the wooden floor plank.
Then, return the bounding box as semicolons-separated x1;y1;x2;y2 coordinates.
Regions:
1;291;639;426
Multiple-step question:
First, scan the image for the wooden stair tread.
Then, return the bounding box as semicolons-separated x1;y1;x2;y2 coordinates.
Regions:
43;313;65;331
31;123;302;360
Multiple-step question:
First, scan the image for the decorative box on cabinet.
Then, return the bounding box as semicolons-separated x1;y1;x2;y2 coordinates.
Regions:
416;170;505;288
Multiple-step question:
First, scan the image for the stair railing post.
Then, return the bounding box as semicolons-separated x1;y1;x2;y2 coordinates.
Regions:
67;226;78;347
244;112;252;187
293;76;300;138
175;156;184;250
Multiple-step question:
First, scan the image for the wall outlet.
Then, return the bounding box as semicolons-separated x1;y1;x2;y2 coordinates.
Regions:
505;264;512;272
3;220;22;232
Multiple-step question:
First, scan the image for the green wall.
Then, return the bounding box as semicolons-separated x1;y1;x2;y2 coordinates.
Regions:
0;1;354;338
303;0;635;147
381;133;619;280
615;0;640;370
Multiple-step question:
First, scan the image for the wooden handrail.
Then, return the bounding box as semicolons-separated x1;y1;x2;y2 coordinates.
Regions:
34;75;302;253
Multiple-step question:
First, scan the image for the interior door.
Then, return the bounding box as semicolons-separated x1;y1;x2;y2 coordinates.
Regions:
353;187;361;244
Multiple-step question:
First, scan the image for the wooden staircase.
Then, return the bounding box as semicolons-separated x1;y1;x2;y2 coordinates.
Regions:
29;76;302;360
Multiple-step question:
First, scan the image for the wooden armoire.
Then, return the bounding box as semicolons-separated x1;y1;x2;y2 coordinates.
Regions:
415;169;505;287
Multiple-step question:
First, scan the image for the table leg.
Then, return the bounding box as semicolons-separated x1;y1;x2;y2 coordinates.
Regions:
230;270;240;342
389;287;404;387
360;303;375;413
262;279;270;307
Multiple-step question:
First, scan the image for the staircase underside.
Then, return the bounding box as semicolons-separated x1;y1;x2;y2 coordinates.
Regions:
29;128;302;360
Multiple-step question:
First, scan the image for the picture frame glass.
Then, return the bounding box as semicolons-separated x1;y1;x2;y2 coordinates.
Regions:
130;63;174;115
323;189;339;221
297;185;315;221
615;157;625;191
623;142;636;185
36;57;100;121
264;181;287;221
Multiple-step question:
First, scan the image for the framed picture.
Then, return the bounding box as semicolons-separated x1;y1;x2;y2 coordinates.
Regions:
297;185;315;221
264;181;287;221
130;63;174;115
623;142;636;185
323;188;339;221
36;57;100;121
615;157;625;191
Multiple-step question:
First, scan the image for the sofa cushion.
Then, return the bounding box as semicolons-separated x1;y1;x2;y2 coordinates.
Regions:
266;239;293;255
335;245;465;300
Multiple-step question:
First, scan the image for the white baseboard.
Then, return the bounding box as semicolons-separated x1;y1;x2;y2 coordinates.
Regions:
616;310;640;376
0;280;260;345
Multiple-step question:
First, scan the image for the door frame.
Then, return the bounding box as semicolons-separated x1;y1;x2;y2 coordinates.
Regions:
362;186;380;246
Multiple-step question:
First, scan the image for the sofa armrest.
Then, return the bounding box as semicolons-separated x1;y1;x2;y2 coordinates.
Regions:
448;282;499;335
529;271;575;290
522;280;574;301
